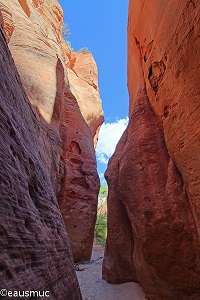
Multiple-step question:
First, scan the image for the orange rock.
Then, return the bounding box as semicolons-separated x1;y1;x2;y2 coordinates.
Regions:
0;0;65;123
67;51;104;146
0;0;103;262
128;0;200;231
0;2;14;43
103;1;200;299
0;0;103;140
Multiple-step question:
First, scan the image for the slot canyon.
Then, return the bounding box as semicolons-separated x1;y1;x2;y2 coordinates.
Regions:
0;0;199;300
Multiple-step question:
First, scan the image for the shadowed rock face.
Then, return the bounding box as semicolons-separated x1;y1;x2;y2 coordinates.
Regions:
0;12;82;299
103;0;200;299
0;0;103;262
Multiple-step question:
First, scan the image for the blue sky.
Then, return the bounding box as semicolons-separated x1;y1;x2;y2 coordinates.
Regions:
58;0;129;183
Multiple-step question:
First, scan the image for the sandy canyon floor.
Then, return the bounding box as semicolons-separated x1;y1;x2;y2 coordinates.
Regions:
75;246;146;300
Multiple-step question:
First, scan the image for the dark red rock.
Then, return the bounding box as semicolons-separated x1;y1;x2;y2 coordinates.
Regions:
102;130;139;284
0;13;82;299
57;87;100;262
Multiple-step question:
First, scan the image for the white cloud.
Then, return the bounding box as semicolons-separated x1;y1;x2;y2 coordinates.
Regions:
99;173;104;180
96;117;129;165
99;173;107;185
98;153;109;164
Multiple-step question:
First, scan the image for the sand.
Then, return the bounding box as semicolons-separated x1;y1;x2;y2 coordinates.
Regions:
75;246;146;300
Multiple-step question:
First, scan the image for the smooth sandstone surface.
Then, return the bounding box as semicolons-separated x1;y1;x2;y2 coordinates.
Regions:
67;51;104;146
0;12;82;299
103;1;200;299
1;0;64;124
0;0;103;142
0;0;103;262
128;0;200;233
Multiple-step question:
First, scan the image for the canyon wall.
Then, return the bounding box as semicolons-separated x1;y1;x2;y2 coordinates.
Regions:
0;0;103;262
103;0;200;299
66;51;104;147
0;12;81;298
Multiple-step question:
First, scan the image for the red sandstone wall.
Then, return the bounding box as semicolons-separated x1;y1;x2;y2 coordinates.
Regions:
0;12;82;298
103;1;200;299
0;0;103;262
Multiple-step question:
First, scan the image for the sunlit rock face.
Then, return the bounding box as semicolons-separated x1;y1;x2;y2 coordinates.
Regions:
1;0;64;123
0;0;103;262
103;0;200;299
0;12;82;298
66;51;104;147
0;0;103;140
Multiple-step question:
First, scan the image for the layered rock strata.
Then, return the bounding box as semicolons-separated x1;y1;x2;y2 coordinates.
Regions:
103;0;200;299
0;12;82;299
0;0;103;262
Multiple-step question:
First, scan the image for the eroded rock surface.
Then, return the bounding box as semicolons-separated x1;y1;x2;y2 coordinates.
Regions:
57;86;99;261
103;1;200;299
0;12;82;299
0;0;103;261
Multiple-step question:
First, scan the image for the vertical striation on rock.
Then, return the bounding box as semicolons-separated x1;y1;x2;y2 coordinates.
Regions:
0;0;103;262
0;12;82;298
103;0;200;299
